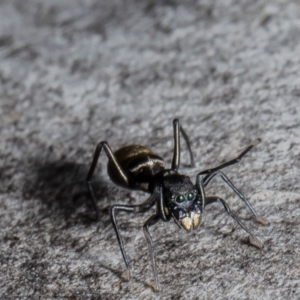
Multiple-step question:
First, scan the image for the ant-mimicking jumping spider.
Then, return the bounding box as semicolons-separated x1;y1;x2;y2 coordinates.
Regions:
86;119;268;291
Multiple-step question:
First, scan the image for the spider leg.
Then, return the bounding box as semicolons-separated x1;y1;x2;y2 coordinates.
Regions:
201;170;268;225
199;139;260;181
171;119;195;171
110;192;158;282
157;185;172;222
143;214;161;292
195;174;206;211
205;196;263;249
86;141;129;218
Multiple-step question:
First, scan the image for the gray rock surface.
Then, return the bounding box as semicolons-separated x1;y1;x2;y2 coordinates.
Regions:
0;0;300;299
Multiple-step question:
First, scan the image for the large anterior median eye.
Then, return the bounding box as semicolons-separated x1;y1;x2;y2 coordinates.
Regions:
176;195;185;203
187;192;195;201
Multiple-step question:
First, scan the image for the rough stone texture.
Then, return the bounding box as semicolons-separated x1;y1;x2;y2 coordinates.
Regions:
0;0;300;299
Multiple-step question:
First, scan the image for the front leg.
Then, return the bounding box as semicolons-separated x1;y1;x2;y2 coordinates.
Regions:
198;139;261;179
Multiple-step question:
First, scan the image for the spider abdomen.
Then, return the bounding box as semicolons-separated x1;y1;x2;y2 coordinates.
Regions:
107;145;164;192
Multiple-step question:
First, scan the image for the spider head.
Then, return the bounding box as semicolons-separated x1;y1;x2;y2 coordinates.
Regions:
162;173;203;232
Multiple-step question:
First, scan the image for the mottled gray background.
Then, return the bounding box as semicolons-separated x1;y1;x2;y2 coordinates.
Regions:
0;0;299;299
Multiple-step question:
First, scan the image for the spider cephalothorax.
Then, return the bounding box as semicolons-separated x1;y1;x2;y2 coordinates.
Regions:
162;173;202;231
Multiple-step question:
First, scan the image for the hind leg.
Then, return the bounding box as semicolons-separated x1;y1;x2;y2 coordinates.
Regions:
86;141;129;218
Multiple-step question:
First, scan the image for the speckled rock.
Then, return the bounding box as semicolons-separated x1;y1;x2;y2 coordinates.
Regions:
0;0;299;299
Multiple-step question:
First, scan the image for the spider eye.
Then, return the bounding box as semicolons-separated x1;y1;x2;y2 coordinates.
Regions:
176;195;185;203
187;192;195;201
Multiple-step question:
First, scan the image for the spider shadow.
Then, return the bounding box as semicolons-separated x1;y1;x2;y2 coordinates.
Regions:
22;158;111;225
